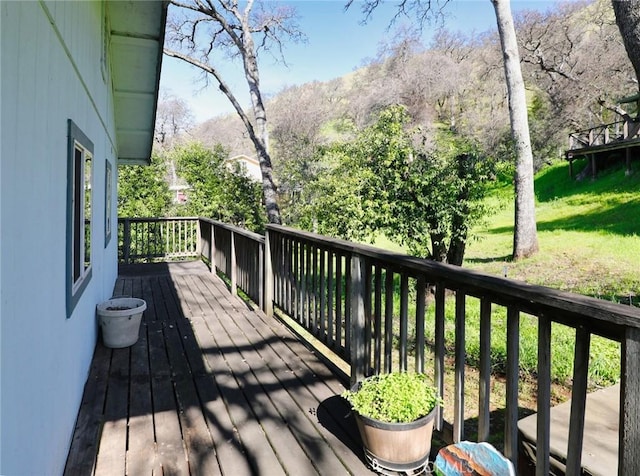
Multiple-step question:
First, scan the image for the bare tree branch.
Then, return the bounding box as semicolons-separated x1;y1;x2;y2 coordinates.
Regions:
346;0;449;28
597;99;635;121
163;48;255;134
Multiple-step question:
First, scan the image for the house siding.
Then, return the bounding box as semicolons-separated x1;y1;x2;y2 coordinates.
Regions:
0;1;118;474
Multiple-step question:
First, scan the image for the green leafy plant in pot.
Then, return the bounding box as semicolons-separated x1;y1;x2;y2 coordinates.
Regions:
342;372;442;474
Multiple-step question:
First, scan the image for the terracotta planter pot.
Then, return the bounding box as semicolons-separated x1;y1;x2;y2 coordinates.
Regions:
355;407;436;474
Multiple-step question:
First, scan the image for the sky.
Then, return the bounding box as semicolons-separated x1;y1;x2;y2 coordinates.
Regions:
159;0;568;124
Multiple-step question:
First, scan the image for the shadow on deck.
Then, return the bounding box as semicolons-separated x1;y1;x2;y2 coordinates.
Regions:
64;261;372;475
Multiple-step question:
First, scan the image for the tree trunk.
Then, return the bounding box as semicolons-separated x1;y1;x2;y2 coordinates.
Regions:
491;0;539;260
612;0;640;93
447;223;466;266
447;154;470;266
240;19;281;225
430;232;448;263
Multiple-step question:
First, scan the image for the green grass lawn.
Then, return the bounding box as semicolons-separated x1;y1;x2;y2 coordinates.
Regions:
467;159;640;304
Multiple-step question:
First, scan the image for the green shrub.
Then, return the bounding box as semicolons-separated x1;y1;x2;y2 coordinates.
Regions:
342;372;442;423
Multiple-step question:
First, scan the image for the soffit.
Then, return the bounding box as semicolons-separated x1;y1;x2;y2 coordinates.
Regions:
109;0;168;165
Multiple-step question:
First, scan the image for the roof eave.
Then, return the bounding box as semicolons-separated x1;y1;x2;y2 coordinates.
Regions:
109;0;168;166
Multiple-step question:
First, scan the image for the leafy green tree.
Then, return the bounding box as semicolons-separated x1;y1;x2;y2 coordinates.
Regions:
118;153;173;218
296;145;376;240
302;105;494;264
172;143;266;232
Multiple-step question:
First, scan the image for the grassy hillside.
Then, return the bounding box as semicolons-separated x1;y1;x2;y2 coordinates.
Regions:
466;159;640;305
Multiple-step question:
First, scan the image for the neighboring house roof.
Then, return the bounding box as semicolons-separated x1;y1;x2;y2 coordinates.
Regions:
109;1;168;165
225;154;262;182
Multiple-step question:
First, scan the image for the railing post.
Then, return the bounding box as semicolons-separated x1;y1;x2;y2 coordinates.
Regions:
414;277;426;374
230;230;237;296
624;119;629;140
566;326;590;476
123;218;131;264
478;298;492;442
619;326;640;475
434;283;445;432
536;315;552;476
504;307;520;468
453;291;466;443
264;230;273;318
195;218;201;255
211;222;217;274
350;253;366;387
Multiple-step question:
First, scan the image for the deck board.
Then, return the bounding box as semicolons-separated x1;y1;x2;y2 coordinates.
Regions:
65;261;371;475
94;348;129;476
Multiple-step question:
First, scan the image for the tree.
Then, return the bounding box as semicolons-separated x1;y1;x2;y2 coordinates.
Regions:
154;90;194;150
517;0;634;158
194;113;254;158
612;0;640;97
491;0;538;259
303;105;493;264
268;82;341;224
348;0;539;260
171;143;266;232
118;154;173;218
164;0;304;224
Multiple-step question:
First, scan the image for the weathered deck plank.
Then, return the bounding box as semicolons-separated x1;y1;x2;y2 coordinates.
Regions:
64;261;370;475
126;313;156;476
184;273;340;475
192;273;364;469
64;344;111;475
94;348;130;476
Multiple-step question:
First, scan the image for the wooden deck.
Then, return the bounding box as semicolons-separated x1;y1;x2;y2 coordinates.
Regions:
64;261;372;475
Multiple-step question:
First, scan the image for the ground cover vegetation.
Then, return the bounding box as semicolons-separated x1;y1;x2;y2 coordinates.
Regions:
120;0;638;409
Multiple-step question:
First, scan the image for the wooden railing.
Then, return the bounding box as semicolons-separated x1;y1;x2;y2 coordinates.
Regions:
119;217;640;474
118;217;199;264
263;224;640;475
568;118;640;151
198;218;265;308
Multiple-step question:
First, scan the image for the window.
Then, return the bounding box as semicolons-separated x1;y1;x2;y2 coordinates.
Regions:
67;120;93;317
105;160;112;246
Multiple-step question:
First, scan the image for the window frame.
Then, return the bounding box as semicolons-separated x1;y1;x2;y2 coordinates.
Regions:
104;159;112;247
66;119;94;317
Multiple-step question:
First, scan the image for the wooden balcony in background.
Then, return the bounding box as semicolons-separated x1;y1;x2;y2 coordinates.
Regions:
565;119;640;178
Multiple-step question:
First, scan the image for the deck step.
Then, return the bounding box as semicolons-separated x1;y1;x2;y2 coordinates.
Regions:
518;384;619;476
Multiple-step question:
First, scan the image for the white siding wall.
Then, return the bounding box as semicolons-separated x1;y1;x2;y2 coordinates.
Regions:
0;1;118;474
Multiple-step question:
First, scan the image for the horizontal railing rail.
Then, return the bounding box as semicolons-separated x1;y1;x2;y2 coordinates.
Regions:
118;217;199;264
568;119;640;151
198;218;265;308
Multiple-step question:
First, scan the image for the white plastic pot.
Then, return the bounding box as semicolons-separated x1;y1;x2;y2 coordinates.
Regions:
97;297;147;348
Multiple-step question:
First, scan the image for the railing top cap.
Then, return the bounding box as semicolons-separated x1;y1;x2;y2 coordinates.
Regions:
267;224;640;333
201;217;265;242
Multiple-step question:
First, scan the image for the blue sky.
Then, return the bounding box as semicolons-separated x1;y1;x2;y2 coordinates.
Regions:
159;0;567;123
